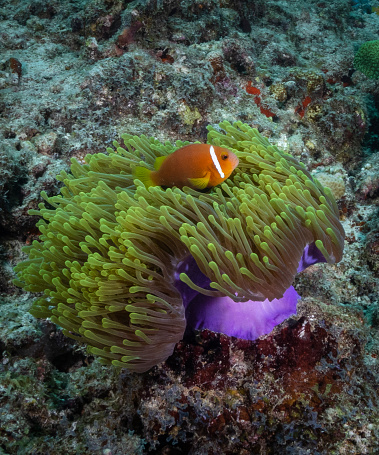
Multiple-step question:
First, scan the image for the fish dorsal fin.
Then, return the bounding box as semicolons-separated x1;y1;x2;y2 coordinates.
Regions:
188;172;211;190
154;155;168;171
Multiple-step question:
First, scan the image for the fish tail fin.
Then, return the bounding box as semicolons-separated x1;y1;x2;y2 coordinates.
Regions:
133;166;156;188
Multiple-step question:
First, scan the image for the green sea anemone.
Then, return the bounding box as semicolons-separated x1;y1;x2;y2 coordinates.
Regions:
14;121;344;372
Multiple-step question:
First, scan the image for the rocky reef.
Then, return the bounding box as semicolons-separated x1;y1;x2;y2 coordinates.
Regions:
0;0;378;453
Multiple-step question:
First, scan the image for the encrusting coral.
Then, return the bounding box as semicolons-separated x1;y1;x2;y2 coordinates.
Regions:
14;122;344;373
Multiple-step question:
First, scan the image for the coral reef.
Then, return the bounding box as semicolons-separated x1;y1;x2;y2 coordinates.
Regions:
1;0;378;453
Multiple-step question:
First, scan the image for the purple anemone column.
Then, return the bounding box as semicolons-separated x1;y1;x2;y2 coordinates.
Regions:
175;242;327;340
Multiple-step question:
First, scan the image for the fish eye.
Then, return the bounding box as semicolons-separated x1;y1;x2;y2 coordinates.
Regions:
221;154;228;160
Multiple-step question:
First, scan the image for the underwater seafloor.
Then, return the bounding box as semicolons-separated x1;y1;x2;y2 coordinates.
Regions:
0;0;378;454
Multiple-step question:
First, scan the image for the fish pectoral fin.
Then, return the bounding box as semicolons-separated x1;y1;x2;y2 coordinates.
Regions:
188;172;211;190
154;156;168;171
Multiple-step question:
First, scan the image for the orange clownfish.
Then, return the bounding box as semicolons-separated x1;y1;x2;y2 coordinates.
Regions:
133;144;239;190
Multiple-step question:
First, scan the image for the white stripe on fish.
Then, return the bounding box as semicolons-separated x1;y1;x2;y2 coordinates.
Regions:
209;145;224;178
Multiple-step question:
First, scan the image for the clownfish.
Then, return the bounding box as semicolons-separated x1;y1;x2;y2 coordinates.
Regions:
133;144;239;190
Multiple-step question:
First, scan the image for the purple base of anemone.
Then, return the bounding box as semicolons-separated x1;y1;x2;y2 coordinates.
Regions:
185;285;300;340
297;241;327;272
174;242;327;341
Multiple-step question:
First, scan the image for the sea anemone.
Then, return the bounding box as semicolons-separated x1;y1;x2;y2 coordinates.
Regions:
14;121;344;372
